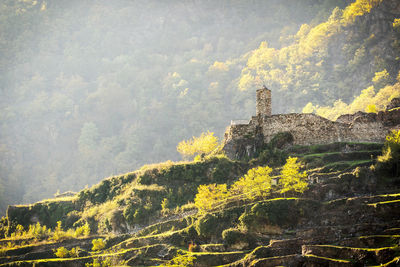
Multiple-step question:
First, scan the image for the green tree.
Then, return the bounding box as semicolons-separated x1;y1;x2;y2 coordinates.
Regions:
279;157;308;194
78;122;100;154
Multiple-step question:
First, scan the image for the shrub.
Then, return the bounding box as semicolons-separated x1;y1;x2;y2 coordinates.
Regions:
92;238;106;251
85;258;112;267
222;228;247;246
28;222;51;240
161;198;170;215
195;214;219;237
75;222;90;237
269;132;294;149
162;251;196;267
377;130;400;176
69;247;80;257
52;221;67;241
54;247;69;258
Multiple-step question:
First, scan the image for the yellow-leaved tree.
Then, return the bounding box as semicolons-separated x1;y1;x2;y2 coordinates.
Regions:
378;130;400;176
230;166;273;201
279;157;308;194
194;184;228;213
177;131;219;160
342;0;383;24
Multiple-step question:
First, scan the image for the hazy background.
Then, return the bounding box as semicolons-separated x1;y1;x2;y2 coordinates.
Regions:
1;0;399;214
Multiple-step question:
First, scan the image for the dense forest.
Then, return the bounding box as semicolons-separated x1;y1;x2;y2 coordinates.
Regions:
1;0;399;215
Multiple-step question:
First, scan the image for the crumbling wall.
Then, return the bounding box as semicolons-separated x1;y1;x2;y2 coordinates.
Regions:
260;113;388;146
223;118;262;159
260;113;351;145
222;98;400;159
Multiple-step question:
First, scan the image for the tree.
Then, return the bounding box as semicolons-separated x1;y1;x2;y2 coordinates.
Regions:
194;184;228;213
342;0;383;24
279;157;308;194
372;69;390;89
378;130;400;176
177;131;219;160
365;104;377;113
230;166;273;200
78;122;100;154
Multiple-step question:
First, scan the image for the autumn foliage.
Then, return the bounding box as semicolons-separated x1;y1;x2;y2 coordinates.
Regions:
177;131;219;160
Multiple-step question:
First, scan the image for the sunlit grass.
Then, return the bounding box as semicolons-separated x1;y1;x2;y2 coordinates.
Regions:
304;254;352;263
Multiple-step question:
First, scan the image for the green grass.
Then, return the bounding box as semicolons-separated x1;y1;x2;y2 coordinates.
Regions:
190;250;249;256
372;256;400;267
368;199;400;207
321;159;373;171
309;244;398;252
0;244;159;266
299;150;380;158
304;254;352;263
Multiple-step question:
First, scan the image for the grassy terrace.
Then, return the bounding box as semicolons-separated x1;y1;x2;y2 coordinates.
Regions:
1;139;398;266
304;254;352;263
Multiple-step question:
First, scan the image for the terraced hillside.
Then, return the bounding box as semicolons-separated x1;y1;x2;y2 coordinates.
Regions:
1;141;400;266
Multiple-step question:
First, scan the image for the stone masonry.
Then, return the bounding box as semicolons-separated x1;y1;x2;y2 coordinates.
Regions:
223;87;400;159
256;86;271;117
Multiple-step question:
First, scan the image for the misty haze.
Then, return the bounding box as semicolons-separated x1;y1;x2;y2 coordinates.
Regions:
0;0;400;265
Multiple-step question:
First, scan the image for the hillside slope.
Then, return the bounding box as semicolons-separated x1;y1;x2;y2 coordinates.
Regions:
1;138;399;266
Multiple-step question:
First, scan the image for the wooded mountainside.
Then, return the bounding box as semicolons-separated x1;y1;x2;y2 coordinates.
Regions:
1;0;399;214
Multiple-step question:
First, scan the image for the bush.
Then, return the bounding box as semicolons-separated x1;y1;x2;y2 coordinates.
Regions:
195;214;219;237
222;228;247;246
92;238;106;251
28;222;51;240
377;130;400;176
85;258;112;267
75;222;90;237
269;132;294;149
52;221;68;241
162;251;196;267
69;247;80;257
54;247;69;258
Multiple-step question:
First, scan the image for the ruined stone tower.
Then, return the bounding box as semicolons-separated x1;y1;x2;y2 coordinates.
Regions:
256;86;271;117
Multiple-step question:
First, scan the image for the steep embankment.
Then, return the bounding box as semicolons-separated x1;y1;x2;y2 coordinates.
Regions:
1;141;399;266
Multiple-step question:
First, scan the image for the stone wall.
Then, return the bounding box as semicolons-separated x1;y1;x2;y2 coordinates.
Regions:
259;113;388;146
223;96;400;160
223;117;261;159
256;87;271;117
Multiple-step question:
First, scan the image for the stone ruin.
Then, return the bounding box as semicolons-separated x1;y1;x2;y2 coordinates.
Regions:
223;87;400;159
